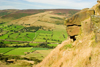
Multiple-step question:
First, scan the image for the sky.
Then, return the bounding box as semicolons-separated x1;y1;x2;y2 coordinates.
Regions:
0;0;97;10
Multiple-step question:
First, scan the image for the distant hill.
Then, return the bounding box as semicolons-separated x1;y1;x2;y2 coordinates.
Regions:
0;9;80;19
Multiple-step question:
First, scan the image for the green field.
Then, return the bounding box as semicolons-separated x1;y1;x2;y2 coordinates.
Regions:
0;48;15;54
47;44;58;47
29;43;39;46
4;47;33;55
0;23;68;48
31;48;49;50
0;47;50;55
25;49;52;60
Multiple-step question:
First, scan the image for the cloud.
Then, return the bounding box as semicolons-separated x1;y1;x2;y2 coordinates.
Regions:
0;0;97;9
25;0;96;9
0;6;17;9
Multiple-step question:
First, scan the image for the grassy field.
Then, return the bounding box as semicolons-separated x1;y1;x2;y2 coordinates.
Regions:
31;48;49;50
4;47;33;55
47;44;58;47
25;49;52;60
2;47;50;56
0;24;67;47
0;48;15;54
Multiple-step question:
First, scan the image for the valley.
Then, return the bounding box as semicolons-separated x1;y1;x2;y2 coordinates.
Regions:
0;9;79;67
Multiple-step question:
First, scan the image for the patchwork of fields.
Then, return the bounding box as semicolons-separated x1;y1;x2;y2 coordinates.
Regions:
0;47;50;55
0;23;68;48
0;47;52;65
0;9;79;67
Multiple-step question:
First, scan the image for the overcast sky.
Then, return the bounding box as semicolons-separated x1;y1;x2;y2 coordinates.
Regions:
0;0;97;10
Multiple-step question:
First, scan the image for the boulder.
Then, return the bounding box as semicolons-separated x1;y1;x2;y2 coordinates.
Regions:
64;8;95;37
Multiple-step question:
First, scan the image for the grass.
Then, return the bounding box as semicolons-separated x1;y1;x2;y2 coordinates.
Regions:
3;41;11;44
55;13;66;15
47;44;58;47
9;33;19;39
4;47;33;55
18;33;26;37
34;29;68;44
31;48;49;50
52;30;68;42
2;13;32;19
27;32;35;39
3;47;49;56
25;49;52;60
29;43;39;46
0;48;15;54
0;22;68;48
23;36;32;41
47;40;58;43
50;17;63;20
0;34;9;39
69;10;78;17
34;38;46;42
15;36;32;41
0;12;11;16
37;30;52;34
60;44;72;50
36;33;51;41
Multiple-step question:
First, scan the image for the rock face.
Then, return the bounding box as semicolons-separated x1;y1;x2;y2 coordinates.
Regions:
64;2;100;42
65;9;95;26
91;15;100;42
97;0;100;3
64;8;95;40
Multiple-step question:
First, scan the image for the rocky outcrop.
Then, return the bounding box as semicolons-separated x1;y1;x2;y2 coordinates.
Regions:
66;25;80;36
91;15;100;42
64;8;95;41
97;0;100;3
65;9;95;26
64;2;100;42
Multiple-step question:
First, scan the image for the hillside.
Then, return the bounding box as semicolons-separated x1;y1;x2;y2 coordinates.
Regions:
0;9;71;67
0;8;80;67
0;10;69;47
35;1;100;67
0;9;79;20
